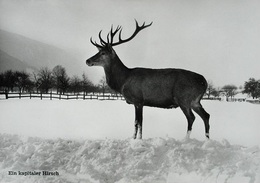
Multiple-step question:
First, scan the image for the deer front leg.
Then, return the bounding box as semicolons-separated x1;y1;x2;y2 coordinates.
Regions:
133;105;143;139
133;119;138;139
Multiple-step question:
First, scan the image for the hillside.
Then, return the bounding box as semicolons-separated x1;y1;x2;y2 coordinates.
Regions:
0;29;83;75
0;49;34;73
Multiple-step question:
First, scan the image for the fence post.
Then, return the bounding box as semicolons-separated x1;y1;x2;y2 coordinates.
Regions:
30;92;32;99
19;92;21;99
40;92;42;100
50;91;52;100
5;91;8;99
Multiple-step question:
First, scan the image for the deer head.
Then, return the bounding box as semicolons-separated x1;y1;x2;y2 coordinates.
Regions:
86;20;153;67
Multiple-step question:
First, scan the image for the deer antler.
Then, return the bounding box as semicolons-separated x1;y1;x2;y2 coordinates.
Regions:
109;25;122;45
111;20;153;46
90;30;108;48
90;37;103;48
90;20;153;48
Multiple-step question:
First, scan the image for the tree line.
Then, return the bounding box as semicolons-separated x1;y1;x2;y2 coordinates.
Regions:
0;65;113;95
1;66;259;100
205;78;260;100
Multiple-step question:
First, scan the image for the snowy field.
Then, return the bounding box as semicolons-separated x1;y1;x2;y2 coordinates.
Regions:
0;99;259;183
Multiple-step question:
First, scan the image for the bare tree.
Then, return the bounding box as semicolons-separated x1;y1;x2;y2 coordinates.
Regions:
37;67;53;93
32;72;40;93
14;71;33;92
52;65;70;94
99;76;111;96
222;84;237;101
2;70;16;92
70;75;81;94
211;87;221;99
0;73;4;91
206;80;214;99
82;72;94;94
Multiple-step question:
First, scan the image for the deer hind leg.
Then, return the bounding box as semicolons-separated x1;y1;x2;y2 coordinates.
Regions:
180;106;195;139
133;105;143;139
192;102;210;139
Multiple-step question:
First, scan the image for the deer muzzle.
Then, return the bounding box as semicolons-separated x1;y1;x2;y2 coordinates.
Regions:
86;59;94;66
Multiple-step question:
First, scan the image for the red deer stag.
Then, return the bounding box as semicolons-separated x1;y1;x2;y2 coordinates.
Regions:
86;20;210;139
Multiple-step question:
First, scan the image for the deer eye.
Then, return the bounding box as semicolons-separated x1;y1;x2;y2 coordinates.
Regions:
100;52;106;55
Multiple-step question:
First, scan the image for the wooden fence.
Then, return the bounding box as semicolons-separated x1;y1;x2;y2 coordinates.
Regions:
0;92;125;101
1;92;259;104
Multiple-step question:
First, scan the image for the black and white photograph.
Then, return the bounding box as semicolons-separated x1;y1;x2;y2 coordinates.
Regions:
0;0;259;182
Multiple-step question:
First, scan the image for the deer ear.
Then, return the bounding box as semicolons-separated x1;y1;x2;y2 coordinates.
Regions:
97;47;102;51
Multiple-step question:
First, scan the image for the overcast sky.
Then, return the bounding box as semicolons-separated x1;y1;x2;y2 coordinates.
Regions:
0;0;259;87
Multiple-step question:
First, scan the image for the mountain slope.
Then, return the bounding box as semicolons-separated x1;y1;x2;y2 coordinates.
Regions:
0;49;34;73
0;29;82;75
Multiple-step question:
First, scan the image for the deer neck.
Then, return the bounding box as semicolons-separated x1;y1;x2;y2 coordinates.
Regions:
103;54;130;93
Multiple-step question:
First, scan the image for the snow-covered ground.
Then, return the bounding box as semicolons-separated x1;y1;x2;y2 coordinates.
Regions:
0;99;259;183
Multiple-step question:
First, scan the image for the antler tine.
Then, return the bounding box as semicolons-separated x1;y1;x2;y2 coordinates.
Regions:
135;19;153;30
90;37;103;48
143;21;153;29
118;29;123;42
107;33;110;44
109;24;115;44
109;25;122;44
111;20;153;46
98;30;107;46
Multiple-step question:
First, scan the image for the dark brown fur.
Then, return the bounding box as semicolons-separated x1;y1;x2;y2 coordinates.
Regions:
86;46;210;139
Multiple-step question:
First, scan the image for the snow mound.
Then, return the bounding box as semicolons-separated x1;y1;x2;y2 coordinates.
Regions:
0;134;259;183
